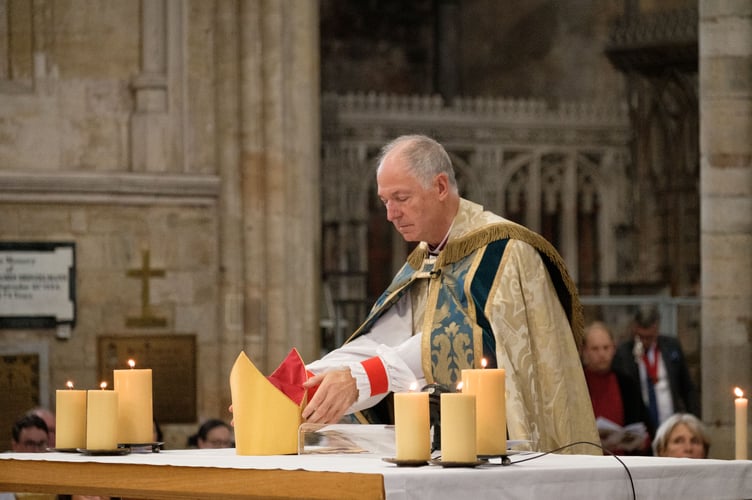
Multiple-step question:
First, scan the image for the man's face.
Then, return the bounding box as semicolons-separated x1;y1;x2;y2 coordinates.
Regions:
12;426;48;452
376;152;446;244
633;322;659;345
582;327;615;373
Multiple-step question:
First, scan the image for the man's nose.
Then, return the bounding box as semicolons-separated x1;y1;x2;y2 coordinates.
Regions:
385;204;399;221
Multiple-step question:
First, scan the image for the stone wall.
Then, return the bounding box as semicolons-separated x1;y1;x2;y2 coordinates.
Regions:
0;199;220;449
320;0;626;102
0;0;321;451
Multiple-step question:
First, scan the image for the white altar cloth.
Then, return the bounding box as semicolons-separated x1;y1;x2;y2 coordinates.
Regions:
2;448;751;500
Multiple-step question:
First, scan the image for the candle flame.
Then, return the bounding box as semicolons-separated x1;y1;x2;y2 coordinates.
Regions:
734;387;744;399
409;382;418;392
481;358;488;369
456;381;464;392
128;359;136;369
66;380;74;389
100;381;108;390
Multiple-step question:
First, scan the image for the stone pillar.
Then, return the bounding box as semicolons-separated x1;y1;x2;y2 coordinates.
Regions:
238;0;267;369
561;152;578;281
434;0;459;103
699;0;752;459
215;0;244;418
32;0;50;80
238;0;320;371
527;153;541;233
130;0;169;172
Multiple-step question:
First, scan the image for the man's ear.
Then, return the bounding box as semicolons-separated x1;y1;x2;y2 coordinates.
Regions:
435;173;450;199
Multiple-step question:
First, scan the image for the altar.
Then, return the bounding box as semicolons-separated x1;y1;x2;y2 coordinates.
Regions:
1;449;751;499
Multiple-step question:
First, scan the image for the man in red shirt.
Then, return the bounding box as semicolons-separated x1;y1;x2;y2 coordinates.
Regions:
582;321;652;455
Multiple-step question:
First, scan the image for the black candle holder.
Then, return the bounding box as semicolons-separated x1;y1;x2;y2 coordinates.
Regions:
421;383;452;452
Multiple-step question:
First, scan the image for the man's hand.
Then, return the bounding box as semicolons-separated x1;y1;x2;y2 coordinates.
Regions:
302;368;358;424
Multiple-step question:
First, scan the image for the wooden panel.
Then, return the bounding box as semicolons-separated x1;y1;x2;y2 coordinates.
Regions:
97;335;196;424
0;460;385;499
0;353;40;451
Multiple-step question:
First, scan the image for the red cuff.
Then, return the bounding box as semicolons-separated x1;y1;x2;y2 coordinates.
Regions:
361;356;388;396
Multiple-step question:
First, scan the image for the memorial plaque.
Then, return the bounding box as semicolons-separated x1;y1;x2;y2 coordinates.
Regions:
98;335;196;424
0;242;76;329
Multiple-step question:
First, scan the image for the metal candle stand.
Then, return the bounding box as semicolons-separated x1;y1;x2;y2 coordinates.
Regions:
421;383;452;453
422;383;512;466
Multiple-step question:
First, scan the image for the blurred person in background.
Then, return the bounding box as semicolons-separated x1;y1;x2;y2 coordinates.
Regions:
27;408;55;449
187;419;233;449
652;413;709;458
612;305;699;432
10;414;49;453
581;321;651;454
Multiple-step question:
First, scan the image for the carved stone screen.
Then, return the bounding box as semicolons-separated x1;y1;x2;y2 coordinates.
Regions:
97;335;196;424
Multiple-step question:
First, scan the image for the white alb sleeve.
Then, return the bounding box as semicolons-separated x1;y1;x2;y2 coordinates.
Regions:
306;294;426;414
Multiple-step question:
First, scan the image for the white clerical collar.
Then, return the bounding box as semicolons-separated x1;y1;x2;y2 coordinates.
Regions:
427;224;453;256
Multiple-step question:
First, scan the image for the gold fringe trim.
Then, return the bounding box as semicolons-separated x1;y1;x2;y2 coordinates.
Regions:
407;222;585;347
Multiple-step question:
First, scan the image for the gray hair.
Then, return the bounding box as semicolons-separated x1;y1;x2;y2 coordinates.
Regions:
652;413;710;457
376;134;458;191
634;304;660;328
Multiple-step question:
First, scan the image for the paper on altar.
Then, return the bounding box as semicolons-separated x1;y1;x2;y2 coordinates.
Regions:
230;349;308;455
298;423;397;456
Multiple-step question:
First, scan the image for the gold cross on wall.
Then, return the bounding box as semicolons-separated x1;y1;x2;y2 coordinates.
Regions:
126;248;167;328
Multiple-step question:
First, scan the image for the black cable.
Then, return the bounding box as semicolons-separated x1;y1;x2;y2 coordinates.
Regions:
506;441;636;500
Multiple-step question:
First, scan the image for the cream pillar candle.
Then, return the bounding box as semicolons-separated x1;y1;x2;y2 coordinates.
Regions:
55;381;87;449
735;387;748;460
114;359;153;444
461;365;506;456
86;382;119;450
394;389;430;461
440;391;476;462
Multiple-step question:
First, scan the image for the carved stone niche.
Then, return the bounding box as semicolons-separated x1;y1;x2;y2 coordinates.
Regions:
605;6;698;76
